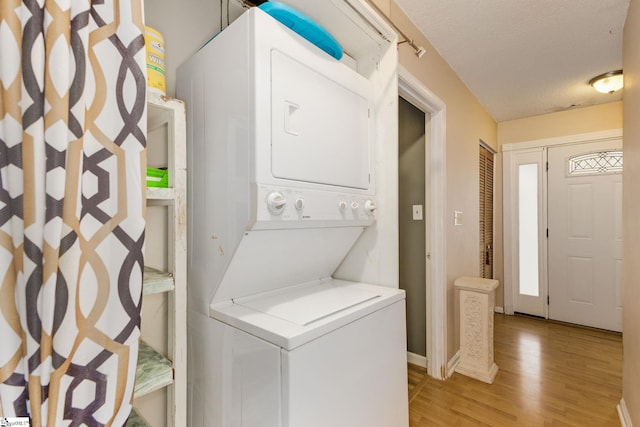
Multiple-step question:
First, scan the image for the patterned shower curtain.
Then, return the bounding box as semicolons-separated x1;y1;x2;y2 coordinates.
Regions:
0;1;146;426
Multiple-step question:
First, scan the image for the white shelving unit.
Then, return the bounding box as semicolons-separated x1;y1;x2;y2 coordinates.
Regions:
128;97;187;426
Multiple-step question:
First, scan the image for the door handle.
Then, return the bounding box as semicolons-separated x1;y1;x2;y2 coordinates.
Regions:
284;101;299;136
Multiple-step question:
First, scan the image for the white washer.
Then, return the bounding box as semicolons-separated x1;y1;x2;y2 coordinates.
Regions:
178;7;408;427
211;279;406;426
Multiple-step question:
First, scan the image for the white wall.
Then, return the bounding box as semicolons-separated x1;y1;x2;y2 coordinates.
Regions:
145;0;245;97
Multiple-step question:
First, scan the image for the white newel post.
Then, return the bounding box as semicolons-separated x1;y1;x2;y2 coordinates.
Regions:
454;276;499;384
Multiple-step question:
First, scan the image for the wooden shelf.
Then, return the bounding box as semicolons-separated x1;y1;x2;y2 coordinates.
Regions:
134;96;187;426
134;341;173;399
143;266;174;295
146;187;176;201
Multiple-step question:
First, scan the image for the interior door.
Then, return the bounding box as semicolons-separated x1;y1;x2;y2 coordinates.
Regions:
547;140;623;332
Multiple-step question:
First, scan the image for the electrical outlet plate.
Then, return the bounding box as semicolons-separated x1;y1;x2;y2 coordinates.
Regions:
454;210;463;226
412;205;423;220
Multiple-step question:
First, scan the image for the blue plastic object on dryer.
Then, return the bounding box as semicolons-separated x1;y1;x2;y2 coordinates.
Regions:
258;2;343;60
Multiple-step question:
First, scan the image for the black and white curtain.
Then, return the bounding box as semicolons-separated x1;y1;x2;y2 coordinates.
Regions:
0;1;146;425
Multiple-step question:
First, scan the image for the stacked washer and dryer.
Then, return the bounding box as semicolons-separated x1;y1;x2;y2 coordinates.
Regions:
177;5;408;427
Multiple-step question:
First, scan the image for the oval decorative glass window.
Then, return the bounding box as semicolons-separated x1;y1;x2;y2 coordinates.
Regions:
567;150;623;176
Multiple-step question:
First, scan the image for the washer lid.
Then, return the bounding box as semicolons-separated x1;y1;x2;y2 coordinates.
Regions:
210;278;405;350
235;281;380;326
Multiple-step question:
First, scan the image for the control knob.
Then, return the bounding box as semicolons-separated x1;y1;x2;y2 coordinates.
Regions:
266;192;287;215
364;200;376;215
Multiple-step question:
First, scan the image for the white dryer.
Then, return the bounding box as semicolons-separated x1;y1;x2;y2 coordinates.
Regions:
177;6;408;427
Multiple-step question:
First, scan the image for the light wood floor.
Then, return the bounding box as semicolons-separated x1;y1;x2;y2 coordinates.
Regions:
408;314;623;426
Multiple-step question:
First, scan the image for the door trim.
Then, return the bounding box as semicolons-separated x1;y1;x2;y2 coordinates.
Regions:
502;128;623;315
502;129;623;152
398;65;447;380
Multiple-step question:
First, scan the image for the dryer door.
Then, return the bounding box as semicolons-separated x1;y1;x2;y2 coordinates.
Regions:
270;50;371;190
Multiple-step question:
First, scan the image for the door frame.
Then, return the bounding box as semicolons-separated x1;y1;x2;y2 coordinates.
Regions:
398;66;448;380
502;129;623;316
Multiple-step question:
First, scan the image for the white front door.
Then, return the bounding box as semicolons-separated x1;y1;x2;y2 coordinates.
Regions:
547;140;623;332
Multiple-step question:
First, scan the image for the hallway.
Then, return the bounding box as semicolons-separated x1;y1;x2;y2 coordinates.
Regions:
408;315;622;426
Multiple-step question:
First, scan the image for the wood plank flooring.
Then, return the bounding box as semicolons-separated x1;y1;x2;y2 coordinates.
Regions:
408;314;622;426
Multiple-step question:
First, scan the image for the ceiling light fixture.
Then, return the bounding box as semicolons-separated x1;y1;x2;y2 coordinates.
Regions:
589;70;624;94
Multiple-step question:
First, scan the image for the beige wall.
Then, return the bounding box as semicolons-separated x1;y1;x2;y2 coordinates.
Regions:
384;0;499;359
498;101;623;146
622;0;640;422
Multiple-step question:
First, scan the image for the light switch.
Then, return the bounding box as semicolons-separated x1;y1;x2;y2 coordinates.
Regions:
412;205;423;220
454;210;463;226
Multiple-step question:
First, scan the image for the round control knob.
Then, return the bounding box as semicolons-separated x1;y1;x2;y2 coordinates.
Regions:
338;201;347;210
295;198;305;210
266;192;287;215
364;200;376;215
351;201;360;210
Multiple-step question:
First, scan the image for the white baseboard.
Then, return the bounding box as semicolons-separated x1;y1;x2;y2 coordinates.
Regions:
494;306;504;314
446;350;460;378
407;352;427;368
618;398;634;427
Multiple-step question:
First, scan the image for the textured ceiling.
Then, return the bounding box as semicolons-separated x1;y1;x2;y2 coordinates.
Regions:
394;0;630;122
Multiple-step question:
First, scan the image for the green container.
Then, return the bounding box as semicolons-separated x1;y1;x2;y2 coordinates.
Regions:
146;167;168;188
